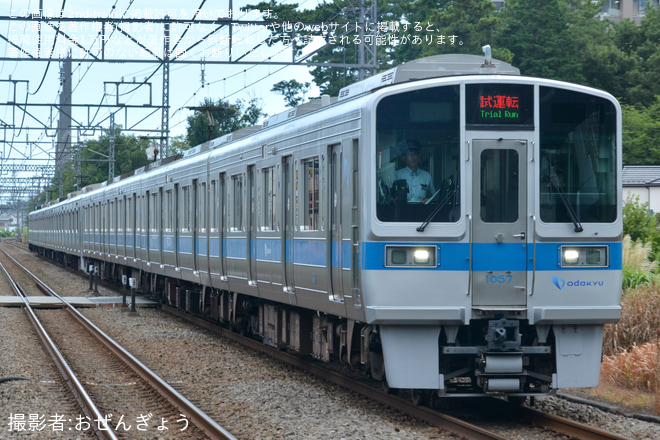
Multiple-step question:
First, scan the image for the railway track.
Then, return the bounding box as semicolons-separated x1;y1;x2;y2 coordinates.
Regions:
0;246;235;440
5;241;651;439
164;306;636;440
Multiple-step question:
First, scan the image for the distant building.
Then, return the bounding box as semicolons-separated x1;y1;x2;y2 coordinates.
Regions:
492;1;659;25
622;165;660;213
0;217;12;228
599;0;659;24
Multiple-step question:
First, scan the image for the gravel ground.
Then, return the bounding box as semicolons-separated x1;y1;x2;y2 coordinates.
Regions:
2;243;660;439
0;306;96;439
78;307;450;439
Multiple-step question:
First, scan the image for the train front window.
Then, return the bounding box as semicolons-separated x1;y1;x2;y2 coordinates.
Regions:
539;87;617;224
376;85;460;223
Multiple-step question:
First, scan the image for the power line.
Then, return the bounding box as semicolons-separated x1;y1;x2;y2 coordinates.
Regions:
0;1;377;201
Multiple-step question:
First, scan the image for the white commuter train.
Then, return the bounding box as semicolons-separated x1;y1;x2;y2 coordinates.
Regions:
29;54;622;397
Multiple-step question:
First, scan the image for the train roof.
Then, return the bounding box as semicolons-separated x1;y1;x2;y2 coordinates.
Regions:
32;53;520;212
336;53;520;102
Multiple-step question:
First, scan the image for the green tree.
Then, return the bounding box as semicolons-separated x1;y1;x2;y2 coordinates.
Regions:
32;126;153;208
306;0;382;97
558;1;636;98
168;134;190;155
400;0;500;61
622;98;660;165
271;79;310;107
246;0;384;97
81;126;152;181
493;0;586;83
623;195;660;260
241;0;660;105
612;7;660;106
185;97;264;147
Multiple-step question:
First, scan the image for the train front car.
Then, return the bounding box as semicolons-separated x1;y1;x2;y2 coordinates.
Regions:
363;55;622;396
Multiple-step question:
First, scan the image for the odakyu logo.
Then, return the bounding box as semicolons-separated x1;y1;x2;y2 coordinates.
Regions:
552;277;565;290
552;276;604;290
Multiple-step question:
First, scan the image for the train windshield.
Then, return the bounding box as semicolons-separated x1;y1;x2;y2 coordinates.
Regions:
539;87;617;224
376;85;461;223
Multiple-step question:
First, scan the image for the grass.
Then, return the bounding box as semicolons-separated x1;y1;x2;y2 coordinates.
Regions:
588;341;659;416
600;342;658;392
596;235;660;415
603;285;660;356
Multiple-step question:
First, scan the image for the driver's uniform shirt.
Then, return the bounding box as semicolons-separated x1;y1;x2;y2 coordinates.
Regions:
395;166;435;202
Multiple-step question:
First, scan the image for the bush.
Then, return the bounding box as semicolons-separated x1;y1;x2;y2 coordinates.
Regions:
623;195;660;260
600;342;658;392
622;266;656;290
622;235;657;289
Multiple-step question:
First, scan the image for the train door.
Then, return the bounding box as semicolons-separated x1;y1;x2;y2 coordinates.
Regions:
121;195;127;258
192;179;199;273
328;144;344;303
174;184;180;270
146;191;151;263
157;188;163;266
146;190;161;266
282;156;295;296
102;202;107;257
196;181;211;281
137;195;145;262
247;165;257;287
217;175;227;282
471;139;528;307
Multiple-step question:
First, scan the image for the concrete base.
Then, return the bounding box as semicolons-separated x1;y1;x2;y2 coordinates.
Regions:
0;296;159;308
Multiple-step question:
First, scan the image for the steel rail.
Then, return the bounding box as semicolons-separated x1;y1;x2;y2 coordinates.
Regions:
165;305;641;440
518;406;633;440
1;248;236;440
164;306;508;440
0;256;118;440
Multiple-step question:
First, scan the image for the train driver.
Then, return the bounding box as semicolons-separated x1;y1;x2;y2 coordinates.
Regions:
395;141;436;203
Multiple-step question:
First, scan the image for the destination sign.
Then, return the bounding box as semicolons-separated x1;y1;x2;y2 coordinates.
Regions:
466;84;534;129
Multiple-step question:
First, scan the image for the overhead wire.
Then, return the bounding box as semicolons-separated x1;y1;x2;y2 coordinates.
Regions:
200;0;361;106
166;0;337;135
29;0;66;96
105;0;331;137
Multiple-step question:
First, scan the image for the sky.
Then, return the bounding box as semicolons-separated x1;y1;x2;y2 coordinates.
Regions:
0;0;328;201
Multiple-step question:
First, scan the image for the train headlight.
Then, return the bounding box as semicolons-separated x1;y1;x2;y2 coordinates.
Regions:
560;245;608;268
562;248;580;265
414;249;430;264
386;245;437;267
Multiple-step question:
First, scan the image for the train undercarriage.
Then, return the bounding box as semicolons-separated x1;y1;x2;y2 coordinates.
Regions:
32;247;557;398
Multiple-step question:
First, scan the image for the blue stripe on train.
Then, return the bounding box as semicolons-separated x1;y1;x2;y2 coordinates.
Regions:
81;234;621;272
362;242;622;271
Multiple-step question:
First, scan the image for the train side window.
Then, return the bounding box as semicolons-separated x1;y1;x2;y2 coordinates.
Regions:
231;174;244;232
209;180;217;232
110;199;116;235
181;186;191;232
127;197;134;234
117;198;123;233
261;166;276;231
199;182;207;233
150;192;160;233
302;157;320;231
138;195;145;236
163;190;172;231
219;174;226;232
93;203;98;242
